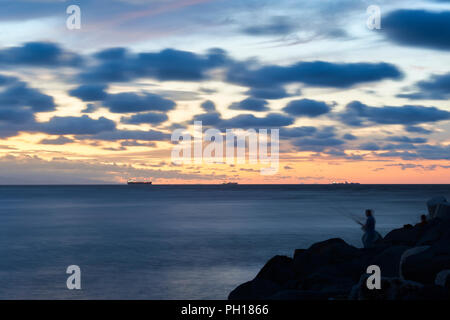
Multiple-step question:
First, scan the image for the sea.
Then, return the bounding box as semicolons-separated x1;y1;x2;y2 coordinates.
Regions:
0;184;448;299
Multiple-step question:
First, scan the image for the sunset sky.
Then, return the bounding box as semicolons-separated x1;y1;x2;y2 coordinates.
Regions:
0;0;449;184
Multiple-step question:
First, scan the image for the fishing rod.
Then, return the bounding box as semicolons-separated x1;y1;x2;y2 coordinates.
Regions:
334;206;365;226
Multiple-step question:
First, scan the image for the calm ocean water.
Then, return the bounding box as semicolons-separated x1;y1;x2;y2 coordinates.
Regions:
0;184;449;299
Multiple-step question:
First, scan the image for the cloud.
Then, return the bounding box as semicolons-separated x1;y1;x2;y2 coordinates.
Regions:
193;112;223;126
0;155;224;184
280;126;317;138
359;142;380;151
342;133;357;140
121;112;168;125
200;100;216;112
229;98;269;111
383;10;450;50
82;103;98;114
404;125;433;135
220;113;294;128
378;144;450;160
282;99;331;117
0;108;34;124
387;136;427;144
36;115;116;135
80;47;230;83
39;136;74;145
78;129;170;141
0;42;82;67
103;92;176;113
0;74;18;86
241;17;296;36
0;81;56;112
398;73;450;100
339;101;450;126
246;86;291;99
227;61;402;89
69;84;108;102
292;137;345;152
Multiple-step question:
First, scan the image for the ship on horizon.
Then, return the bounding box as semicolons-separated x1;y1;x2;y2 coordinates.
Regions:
127;179;153;185
330;181;360;185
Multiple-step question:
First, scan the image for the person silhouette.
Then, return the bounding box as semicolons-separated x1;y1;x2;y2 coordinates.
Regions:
361;209;381;248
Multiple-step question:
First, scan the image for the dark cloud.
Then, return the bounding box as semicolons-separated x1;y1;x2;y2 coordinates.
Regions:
342;133;357;140
121;112;168;125
280;126;317;138
229;98;269;111
339;101;450;126
103;92;176;113
0;81;56;112
78;129;170;142
80;48;230;83
69;84;108;102
220;113;294;128
0;42;82;67
242;17;296;36
283;99;331;117
398;73;450;100
0;74;17;86
82;103;98;114
227;61;402;89
378;144;450;161
0;108;34;124
36;115;116;135
404;125;433;135
193;112;223;126
383;10;450;50
387;136;427;144
39;136;74;145
246;86;291;99
201;100;216;112
359;142;380;151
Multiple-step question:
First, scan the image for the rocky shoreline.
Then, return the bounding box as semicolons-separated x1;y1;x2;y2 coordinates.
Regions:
228;197;450;300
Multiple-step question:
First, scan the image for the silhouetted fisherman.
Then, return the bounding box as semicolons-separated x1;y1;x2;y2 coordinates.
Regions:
361;209;381;248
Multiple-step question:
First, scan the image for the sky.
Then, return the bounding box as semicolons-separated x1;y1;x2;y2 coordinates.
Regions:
0;0;449;184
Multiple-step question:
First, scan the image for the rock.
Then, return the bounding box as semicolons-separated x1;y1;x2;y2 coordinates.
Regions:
349;274;424;300
435;270;450;288
228;279;281;300
435;202;450;221
293;238;361;277
399;246;431;280
383;226;424;246
254;255;295;286
228;255;294;300
299;272;356;295
401;241;450;284
427;196;447;218
416;218;450;245
369;245;410;277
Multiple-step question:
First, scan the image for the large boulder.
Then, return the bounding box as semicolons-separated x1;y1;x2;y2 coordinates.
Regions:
228;255;294;300
254;255;295;285
416;218;450;245
427;196;447;218
293;238;361;277
299;272;356;295
228;279;281;300
435;270;450;289
401;241;450;284
382;226;424;246
435;202;450;221
369;245;410;277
